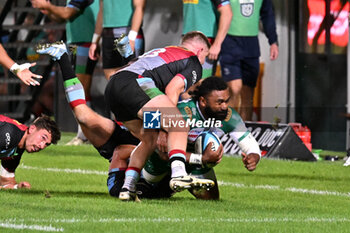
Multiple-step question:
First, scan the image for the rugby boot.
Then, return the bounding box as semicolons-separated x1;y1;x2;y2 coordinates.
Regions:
114;34;133;58
35;41;67;61
119;188;140;202
169;175;215;192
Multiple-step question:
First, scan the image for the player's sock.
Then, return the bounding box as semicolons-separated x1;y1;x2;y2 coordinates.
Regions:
107;168;126;197
63;78;86;108
57;53;86;108
57;53;76;81
122;167;141;192
169;150;187;178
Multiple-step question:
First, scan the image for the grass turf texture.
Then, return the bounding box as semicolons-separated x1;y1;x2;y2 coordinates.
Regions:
1;133;350;232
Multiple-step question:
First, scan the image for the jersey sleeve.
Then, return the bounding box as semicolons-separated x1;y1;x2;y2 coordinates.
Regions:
211;0;231;9
67;0;94;11
260;0;278;45
1;155;22;173
224;108;261;156
222;108;250;143
176;56;202;91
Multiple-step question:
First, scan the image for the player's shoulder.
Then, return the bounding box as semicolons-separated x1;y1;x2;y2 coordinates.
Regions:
223;107;242;122
178;98;196;108
0;115;27;131
220;107;245;131
178;99;197;119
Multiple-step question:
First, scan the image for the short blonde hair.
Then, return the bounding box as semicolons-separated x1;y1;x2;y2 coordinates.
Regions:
181;31;211;49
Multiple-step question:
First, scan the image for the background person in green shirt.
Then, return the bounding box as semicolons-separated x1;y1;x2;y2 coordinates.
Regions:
220;0;279;121
89;0;146;80
182;0;232;79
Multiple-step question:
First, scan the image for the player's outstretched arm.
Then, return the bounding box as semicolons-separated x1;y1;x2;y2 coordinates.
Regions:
0;44;41;86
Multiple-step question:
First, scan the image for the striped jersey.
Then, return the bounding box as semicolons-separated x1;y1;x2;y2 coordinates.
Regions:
121;46;202;92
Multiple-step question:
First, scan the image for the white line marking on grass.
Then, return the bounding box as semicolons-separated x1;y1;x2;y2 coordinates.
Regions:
3;217;350;224
19;165;350;198
20;165;107;175
219;181;350;197
286;187;350;197
0;222;64;232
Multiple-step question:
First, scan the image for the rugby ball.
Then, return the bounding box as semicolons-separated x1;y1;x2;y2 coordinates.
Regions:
195;131;221;168
195;131;221;153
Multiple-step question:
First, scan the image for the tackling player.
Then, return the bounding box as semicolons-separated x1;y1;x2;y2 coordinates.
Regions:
104;31;214;201
0;115;60;189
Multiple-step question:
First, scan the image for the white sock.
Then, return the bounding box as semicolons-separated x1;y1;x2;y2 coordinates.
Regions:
171;160;187;178
122;176;137;192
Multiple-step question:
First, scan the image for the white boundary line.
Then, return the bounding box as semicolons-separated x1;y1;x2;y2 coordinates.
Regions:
19;165;350;198
0;222;63;232
3;217;350;224
218;181;350;197
20;165;107;175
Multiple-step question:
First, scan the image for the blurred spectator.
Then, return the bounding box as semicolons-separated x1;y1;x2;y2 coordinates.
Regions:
182;0;232;79
89;0;146;80
219;0;279;121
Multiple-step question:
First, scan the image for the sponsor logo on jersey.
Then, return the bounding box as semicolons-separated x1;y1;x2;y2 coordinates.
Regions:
184;106;193;120
5;133;10;149
183;0;198;4
240;0;254;17
224;108;232;122
191;70;197;84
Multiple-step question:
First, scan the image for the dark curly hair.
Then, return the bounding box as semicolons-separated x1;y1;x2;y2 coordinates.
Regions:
189;76;228;102
32;115;61;144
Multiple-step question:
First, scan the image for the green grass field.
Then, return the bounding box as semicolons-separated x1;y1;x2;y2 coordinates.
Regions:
1;133;350;233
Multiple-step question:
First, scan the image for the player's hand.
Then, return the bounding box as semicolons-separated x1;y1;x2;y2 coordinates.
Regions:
89;43;100;61
202;142;223;165
156;130;168;153
16;63;42;86
241;152;260;171
18;181;31;189
270;43;279;60
208;43;220;61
